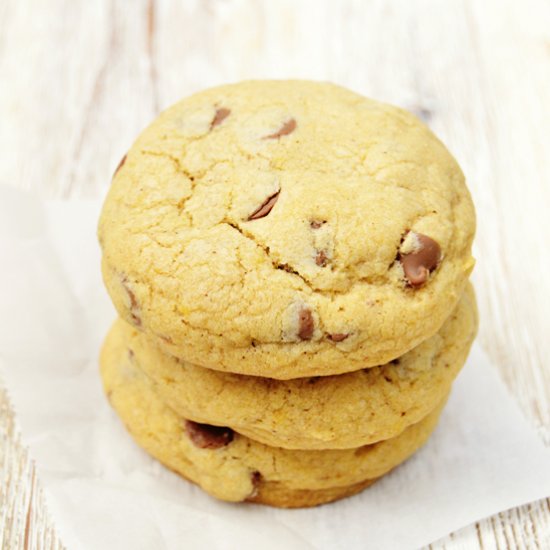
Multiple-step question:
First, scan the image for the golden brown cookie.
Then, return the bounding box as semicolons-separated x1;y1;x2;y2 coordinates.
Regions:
101;284;476;450
98;80;476;378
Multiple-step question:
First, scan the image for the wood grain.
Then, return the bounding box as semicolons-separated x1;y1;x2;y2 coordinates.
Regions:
1;0;549;548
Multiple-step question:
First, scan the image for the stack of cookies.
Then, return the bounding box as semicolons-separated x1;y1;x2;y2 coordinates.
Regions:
98;81;477;508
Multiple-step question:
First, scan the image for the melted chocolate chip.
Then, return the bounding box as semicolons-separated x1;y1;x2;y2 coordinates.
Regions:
126;286;138;309
315;250;329;267
327;333;349;342
399;233;441;287
263;118;296;139
298;307;314;340
248;191;280;220
210;107;231;129
184;420;234;449
121;277;142;327
251;470;262;483
113;154;127;178
245;471;263;500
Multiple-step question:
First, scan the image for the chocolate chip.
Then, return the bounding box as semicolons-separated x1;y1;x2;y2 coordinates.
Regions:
126;285;137;309
184;420;234;449
210;107;231;129
113;154;127;178
251;470;262;488
248;191;280;220
263;118;296;139
127;290;141;326
327;333;349;342
121;277;142;327
310;220;325;229
298;307;314;340
399;232;441;287
315;250;328;267
248;471;262;499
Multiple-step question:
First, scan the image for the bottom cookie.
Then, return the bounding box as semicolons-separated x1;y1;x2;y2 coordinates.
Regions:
249;478;378;508
101;351;447;508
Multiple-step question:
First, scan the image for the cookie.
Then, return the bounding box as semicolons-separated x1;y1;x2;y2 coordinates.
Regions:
103;283;476;449
100;350;447;508
249;478;378;508
99;80;476;378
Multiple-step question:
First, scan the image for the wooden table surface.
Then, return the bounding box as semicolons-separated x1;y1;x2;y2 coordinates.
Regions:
1;0;549;548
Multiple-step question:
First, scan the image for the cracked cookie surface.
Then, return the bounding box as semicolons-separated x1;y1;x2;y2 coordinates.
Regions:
99;80;476;377
100;347;447;507
103;284;476;449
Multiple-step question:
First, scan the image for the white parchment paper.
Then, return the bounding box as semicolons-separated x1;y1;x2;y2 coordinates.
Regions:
1;185;549;550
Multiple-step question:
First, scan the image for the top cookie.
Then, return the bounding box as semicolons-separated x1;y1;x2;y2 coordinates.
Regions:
99;80;475;378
